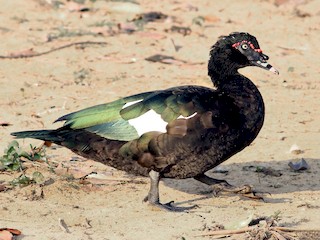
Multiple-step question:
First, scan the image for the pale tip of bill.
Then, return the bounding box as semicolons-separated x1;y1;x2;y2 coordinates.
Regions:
269;66;279;75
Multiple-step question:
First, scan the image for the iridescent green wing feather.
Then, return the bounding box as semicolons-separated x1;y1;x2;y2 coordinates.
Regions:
55;87;209;142
120;87;204;122
55;92;153;141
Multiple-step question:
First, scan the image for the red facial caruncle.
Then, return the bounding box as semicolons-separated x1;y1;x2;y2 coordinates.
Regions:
232;40;262;53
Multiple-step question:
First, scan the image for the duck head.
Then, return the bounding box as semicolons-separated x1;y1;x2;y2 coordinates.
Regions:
208;32;279;82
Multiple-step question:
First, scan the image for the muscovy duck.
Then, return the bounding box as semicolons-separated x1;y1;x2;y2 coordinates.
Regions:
12;32;278;211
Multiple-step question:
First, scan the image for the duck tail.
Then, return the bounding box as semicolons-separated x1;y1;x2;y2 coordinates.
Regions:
11;130;60;142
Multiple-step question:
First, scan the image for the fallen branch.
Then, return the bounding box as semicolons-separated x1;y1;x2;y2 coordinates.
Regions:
270;230;290;240
0;41;108;59
195;227;253;237
195;226;320;237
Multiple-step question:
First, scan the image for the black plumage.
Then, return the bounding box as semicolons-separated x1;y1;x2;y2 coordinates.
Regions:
12;32;278;211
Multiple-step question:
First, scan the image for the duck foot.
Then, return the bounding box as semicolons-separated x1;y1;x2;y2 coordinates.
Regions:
145;170;197;212
147;200;197;212
194;173;265;200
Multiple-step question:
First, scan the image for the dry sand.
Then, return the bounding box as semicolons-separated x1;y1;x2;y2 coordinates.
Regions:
0;0;320;239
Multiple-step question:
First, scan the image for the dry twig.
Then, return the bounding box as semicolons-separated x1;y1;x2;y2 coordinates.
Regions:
0;41;108;59
196;226;318;238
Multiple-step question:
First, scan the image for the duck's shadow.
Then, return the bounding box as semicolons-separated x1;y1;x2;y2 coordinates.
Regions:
161;158;320;204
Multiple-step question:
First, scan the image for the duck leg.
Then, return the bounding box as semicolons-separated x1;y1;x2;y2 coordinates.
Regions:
194;173;262;199
144;170;197;212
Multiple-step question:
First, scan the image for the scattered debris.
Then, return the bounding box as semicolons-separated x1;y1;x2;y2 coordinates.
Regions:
294;8;311;18
0;183;6;192
0;228;21;240
0;122;12;127
297;203;320;209
145;54;188;65
145;54;204;65
0;41;108;59
132;11;168;23
203;15;220;23
47;27;101;42
212;165;229;174
243;165;282;177
165;25;192;36
170;38;182;52
58;218;70;233
196;216;317;239
74;68;91;86
192;16;205;26
192;15;220;26
129;11;169;31
65;1;90;12
85;218;92;229
226;213;254;230
257;167;282;177
288;158;309;171
289;144;304;155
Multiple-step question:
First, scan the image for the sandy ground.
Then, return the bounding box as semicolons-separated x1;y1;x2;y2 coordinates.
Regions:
0;0;320;239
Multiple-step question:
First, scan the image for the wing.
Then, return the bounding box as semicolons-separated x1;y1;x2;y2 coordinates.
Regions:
118;86;242;170
55;86;241;171
55;86;213;141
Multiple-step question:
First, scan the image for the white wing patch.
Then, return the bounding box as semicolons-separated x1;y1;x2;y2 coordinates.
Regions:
128;110;167;136
123;100;197;136
178;112;197;119
123;99;143;108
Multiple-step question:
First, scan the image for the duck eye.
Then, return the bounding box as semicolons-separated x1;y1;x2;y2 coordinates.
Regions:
241;44;248;50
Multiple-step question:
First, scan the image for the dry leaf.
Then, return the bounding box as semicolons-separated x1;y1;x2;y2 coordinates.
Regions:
0;230;12;240
0;122;12;127
165;26;192;36
204;15;220;23
2;229;21;235
0;184;6;192
132;12;168;23
0;228;21;240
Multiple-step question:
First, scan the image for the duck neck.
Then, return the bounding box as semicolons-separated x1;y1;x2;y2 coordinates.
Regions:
208;52;265;135
207;45;246;88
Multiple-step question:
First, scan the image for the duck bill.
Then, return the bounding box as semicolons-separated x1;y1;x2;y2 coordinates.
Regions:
251;60;279;75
